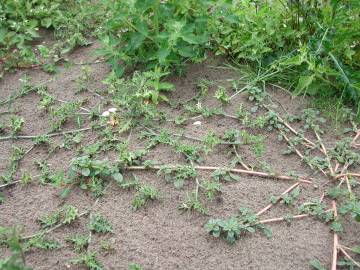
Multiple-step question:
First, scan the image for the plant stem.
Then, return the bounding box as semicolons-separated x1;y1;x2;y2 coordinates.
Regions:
233;145;250;170
314;130;334;176
331;200;339;270
257;209;332;225
126;164;313;184
338;246;360;268
22;211;89;240
256;182;300;216
0;126;97;142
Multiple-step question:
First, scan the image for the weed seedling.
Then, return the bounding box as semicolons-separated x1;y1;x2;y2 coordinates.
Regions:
88;215;113;234
132;185;159;210
71;251;103;270
179;192;208;215
214;86;230;104
9;116;24;136
66;234;89;253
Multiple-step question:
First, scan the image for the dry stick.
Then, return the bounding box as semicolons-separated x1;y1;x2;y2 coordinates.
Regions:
126;164;313;184
338;246;360;268
233;145;251;170
0;126;96;142
335;162;350;190
22;211;89;241
258;209;333;225
335;172;360;179
229;85;248;100
344;175;352;194
331;200;339;270
0;174;41;190
281;132;305;159
189;160;201;201
315;130;334;176
281;131;328;177
0;180;21;189
262;104;319;152
258;213;310;224
256;182;300;216
351;130;360;144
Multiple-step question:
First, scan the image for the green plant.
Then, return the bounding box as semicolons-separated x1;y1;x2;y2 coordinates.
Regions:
132;184;159;210
100;239;115;254
211;169;240;182
88;215;113;234
0;227;31;270
71;252;103;270
179;191;207;215
174;143;202;162
38;205;79;228
24;235;60;251
339;198;360;223
128;264;143;270
1;146;25;183
210;1;297;62
214;86;230;104
205;207;271;244
66;234;89;253
309;258;327;270
49;101;83;131
202;179;221;200
158;165;197;189
9;116;24;136
67;156;123;197
0;0;105;73
271;186;301;206
299;200;334;223
99;0;211;76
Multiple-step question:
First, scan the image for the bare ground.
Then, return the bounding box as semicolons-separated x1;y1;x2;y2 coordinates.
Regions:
0;42;359;270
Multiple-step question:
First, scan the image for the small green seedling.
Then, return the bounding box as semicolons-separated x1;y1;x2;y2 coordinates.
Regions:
88;215;113;234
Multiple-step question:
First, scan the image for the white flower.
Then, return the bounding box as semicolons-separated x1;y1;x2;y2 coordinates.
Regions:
193;121;202;126
102;111;110;117
108;107;117;113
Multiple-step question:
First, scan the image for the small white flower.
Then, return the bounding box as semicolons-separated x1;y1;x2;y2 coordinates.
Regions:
108;107;117;113
193;121;202;126
102;111;110;117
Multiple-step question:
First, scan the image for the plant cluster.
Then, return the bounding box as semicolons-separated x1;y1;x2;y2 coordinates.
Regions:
0;0;105;74
99;0;211;76
205;207;272;244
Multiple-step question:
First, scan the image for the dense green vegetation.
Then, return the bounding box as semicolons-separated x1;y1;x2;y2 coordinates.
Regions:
1;0;359;116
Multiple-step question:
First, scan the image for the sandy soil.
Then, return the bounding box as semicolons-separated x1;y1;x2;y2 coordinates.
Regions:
0;42;359;270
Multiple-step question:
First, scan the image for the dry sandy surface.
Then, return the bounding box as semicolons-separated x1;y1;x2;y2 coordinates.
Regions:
0;42;359;270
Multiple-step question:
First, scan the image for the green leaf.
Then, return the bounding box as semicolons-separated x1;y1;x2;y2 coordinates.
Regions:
294;75;315;96
112;172;124;184
41;18;52;28
174;179;184;189
81;168;91;177
0;28;7;44
309;259;327;270
351;246;360;254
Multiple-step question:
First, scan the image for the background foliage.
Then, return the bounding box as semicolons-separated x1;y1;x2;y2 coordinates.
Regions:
1;0;359;116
